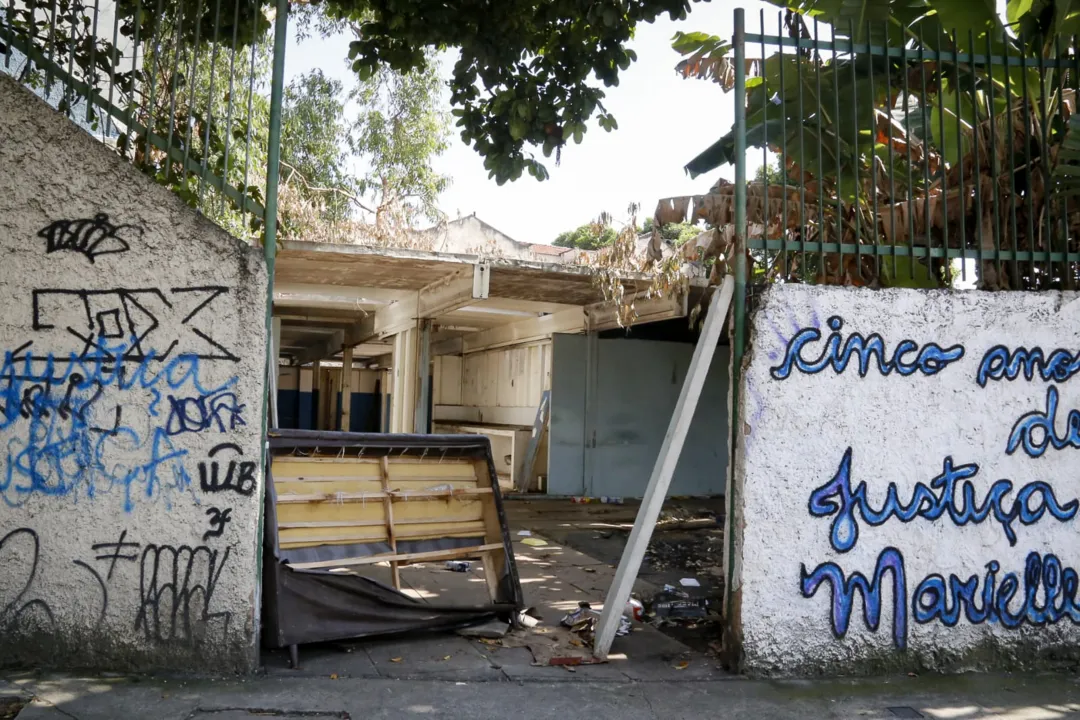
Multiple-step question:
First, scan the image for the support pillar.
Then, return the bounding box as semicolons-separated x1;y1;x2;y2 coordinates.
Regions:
414;319;432;434
311;360;321;430
390;326;418;433
340;347;353;431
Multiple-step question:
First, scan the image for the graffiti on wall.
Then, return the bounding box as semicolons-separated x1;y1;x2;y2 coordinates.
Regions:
771;314;1080;650
0;218;250;511
0;214;250;652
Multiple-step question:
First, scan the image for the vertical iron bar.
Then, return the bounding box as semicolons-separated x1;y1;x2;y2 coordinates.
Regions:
918;27;931;276
935;26;948;281
258;0;291;648
1020;31;1035;285
868;20;880;278
1038;41;1050;283
65;0;75;118
107;0;121;139
87;0;99;124
199;0;223;209
904;31;915;279
130;0;142;158
222;0;241;215
779;11;788;279
987;32;1001;283
760;9;768;276
1072;35;1080;288
833;27;843;277
728;5;748;638
953;30;966;282
5;0;12;69
1004;34;1019;285
850;19;861;281
796;24;806;279
815;18;825;276
144;0;166;170
181;0;205;190
164;1;187;182
886;21;897;281
46;0;58;96
1054;36;1067;288
969;30;982;284
243;0;257;230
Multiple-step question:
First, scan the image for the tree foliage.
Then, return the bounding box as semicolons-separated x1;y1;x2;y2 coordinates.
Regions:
553;223;619;250
641;218;702;245
50;0;708;186
664;0;1080;291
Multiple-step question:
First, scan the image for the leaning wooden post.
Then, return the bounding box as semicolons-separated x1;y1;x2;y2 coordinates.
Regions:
592;276;735;660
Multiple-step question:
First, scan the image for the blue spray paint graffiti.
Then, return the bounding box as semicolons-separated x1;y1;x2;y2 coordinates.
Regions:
0;337;238;510
809;448;1078;552
771;316;965;380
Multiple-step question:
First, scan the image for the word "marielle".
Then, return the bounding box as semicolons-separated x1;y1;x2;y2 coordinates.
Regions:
809;448;1077;552
802;547;1080;649
771;317;964;380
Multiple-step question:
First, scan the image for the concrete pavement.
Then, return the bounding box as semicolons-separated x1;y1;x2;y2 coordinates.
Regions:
4;666;1080;719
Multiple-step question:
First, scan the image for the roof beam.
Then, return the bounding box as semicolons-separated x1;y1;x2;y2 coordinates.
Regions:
433;307;586;356
293;266;489;366
585;289;688;333
430;289;688;357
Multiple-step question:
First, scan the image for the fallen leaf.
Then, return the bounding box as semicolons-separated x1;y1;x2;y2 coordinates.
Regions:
569;638;583;647
442;655;451;661
390;657;403;663
675;660;690;670
329;674;338;680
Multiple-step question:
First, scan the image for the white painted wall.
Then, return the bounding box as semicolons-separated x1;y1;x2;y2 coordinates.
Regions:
433;341;551;426
0;75;267;672
734;284;1080;675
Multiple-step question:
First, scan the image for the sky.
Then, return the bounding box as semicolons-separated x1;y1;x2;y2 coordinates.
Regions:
283;1;781;246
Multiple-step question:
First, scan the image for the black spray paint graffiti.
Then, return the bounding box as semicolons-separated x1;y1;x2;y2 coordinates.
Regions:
203;507;233;541
165;390;246;436
31;285;239;362
39;214;140;263
91;529;141;581
134;543;232;644
199;443;256;496
0;528;56;636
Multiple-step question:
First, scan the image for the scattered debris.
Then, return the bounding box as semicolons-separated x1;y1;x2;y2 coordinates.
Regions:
457;619;511;639
559;602;631;644
674;660;690;670
444;561;471;572
680;578;701;587
516;608;542;628
650;586;710;622
442;655;452;661
521;537;547;547
517;530;532;536
390;657;403;663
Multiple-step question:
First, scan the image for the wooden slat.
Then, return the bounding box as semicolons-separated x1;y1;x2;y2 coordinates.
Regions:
381;456;401;589
289;542;505;571
279;515;483;530
279;522;486;547
275;488;493;504
472;460;508;604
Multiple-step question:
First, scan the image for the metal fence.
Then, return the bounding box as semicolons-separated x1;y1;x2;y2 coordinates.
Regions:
730;9;1080;295
0;0;287;246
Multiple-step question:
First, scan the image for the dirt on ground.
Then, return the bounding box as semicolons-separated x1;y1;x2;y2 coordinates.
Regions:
0;697;27;720
506;497;727;655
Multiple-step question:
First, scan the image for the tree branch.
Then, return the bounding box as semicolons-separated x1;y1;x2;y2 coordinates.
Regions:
279;159;378;215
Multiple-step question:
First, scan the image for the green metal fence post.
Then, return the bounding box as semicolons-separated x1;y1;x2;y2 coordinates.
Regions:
256;0;289;656
725;5;748;669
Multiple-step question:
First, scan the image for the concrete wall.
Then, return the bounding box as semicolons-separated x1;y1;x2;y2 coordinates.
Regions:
549;334;729;497
732;284;1080;676
0;76;268;672
433;341;551;426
